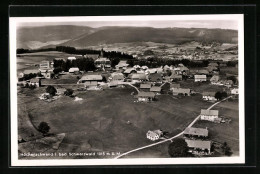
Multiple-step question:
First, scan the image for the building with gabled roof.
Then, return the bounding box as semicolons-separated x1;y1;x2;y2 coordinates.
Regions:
185;139;211;153
194;75;207;82
184;127;208;138
146;130;163;141
200;109;219;122
171;88;191;96
131;73;147;82
202;91;217;101
150;86;161;93
137;92;156;102
140;83;152;89
78;74;103;84
170;83;180;89
148;73;162;82
210;75;220;84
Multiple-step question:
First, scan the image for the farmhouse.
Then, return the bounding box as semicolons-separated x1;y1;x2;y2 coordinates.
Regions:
170;74;183;81
124;68;137;75
200;109;219;122
171;88;191;96
150;86;161;93
131;73;147;82
137;92;155;102
69;67;80;74
140;83;152;90
231;88;239;95
95;58;111;69
68;57;76;61
40;60;53;69
84;81;98;87
110;72;124;81
202;92;217;101
146;130;163;141
185;139;211;154
115;60;129;70
194;75;207;82
22;69;40;76
210;75;220;84
148;73;163;82
77;74;103;84
29;78;41;87
197;69;210;75
183;127;208;138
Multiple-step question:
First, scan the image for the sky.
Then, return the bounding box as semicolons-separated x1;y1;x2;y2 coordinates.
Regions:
17;20;238;30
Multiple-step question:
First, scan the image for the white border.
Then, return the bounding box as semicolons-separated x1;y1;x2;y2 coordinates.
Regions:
10;15;244;166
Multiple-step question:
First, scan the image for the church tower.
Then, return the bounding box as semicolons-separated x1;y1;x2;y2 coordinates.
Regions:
100;48;104;57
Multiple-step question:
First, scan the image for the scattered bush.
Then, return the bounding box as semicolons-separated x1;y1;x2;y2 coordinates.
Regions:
46;85;57;96
38;122;50;135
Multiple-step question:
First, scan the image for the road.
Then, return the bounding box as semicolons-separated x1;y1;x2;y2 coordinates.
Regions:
114;96;232;159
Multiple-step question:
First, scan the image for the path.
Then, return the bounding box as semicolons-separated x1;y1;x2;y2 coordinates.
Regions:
114;96;231;159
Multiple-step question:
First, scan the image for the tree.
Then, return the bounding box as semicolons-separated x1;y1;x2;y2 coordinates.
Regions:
221;91;228;98
64;89;73;96
38;122;50;135
221;142;233;156
168;138;191;157
215;91;222;100
227;76;237;84
46;85;57;96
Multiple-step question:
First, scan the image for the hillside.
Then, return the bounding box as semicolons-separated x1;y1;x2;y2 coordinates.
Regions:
17;25;95;49
17;26;238;49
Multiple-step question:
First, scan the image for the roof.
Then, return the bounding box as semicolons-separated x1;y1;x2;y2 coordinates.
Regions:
197;70;209;75
194;75;207;79
140;83;152;89
210;75;220;82
147;130;163;137
208;62;218;67
148;73;162;81
69;67;79;72
111;72;124;80
200;109;219;116
30;78;40;83
170;83;181;88
171;88;191;94
170;74;182;79
95;58;110;62
184;127;208;137
68;57;76;60
137;92;155;98
131;73;147;80
124;68;136;74
145;68;157;74
84;81;98;86
80;75;103;81
179;66;189;71
150;86;161;92
185;139;211;150
23;69;40;74
202;92;216;97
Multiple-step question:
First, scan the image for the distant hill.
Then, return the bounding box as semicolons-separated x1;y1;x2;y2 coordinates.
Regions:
17;25;95;49
17;26;238;49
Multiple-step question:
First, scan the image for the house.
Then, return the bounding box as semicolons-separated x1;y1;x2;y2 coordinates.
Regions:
200;109;219;122
69;67;80;74
77;74;103;84
183;127;208;138
141;66;149;70
171;88;191;96
170;83;180;89
210;75;220;84
185;139;211;154
202;92;217;101
84;53;99;60
110;72;124;81
140;83;152;90
208;62;218;67
150;86;161;93
40;60;53;69
197;69;210;75
194;75;207;82
131;73;147;82
231;88;239;95
170;74;183;81
22;69;40;77
68;57;76;61
137;92;155;102
123;68;137;75
29;78;41;87
145;68;157;74
115;60;129;70
39;69;54;79
84;81;98;87
146;130;163;141
224;80;234;88
94;58;111;69
148;73;163;83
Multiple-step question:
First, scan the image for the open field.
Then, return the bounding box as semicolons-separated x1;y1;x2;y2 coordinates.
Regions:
18;85;212;159
16;51;77;74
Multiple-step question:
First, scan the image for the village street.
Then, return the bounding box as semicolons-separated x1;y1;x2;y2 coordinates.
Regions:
114;96;232;159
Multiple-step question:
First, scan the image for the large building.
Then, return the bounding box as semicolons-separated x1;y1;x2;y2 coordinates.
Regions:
94;48;111;69
200;109;219;122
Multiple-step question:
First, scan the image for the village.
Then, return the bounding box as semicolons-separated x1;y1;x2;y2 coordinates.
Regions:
17;46;239;158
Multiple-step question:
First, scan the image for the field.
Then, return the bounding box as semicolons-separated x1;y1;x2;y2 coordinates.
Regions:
18;85;213;159
16;51;78;74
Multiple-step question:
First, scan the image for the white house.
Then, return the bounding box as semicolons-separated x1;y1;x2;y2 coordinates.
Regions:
194;75;207;82
202;92;217;101
146;130;163;141
69;67;80;73
231;88;239;95
185;139;211;154
200;109;219;122
68;57;76;61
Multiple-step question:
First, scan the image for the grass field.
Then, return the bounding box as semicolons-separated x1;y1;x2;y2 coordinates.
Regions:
18;85;213;159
